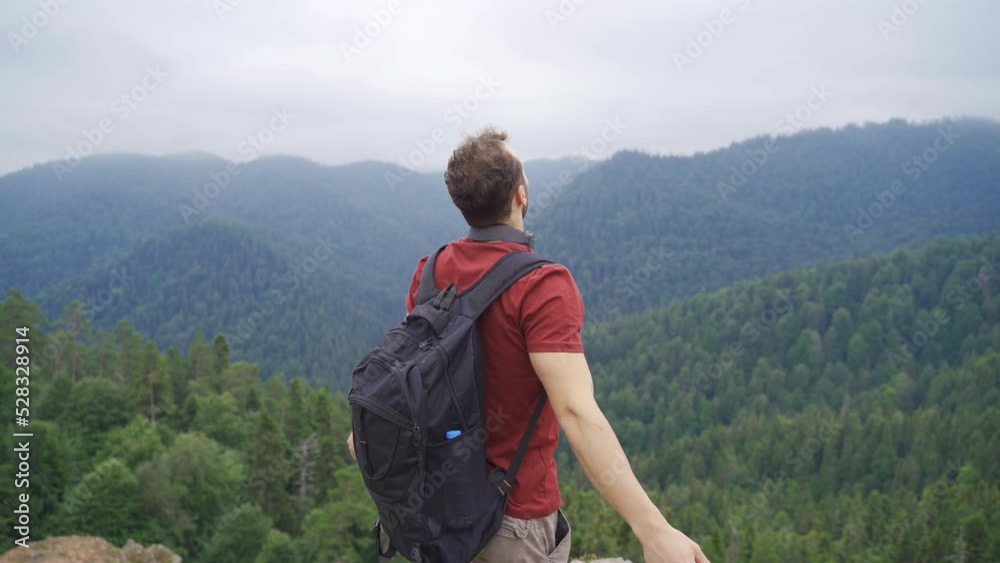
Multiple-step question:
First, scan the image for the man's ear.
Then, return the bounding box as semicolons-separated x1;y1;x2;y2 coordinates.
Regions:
515;184;528;206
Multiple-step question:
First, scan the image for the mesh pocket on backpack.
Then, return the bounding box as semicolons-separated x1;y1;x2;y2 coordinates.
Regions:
424;420;490;529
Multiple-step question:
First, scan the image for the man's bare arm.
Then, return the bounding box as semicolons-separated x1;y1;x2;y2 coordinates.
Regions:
529;351;709;563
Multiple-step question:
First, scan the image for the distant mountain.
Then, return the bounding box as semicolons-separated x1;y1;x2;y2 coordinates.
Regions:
0;152;464;299
36;219;391;381
2;118;998;383
0;152;584;382
537;118;1000;320
559;233;1000;559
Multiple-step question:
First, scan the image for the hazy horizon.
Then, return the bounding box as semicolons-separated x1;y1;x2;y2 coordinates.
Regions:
4;0;1000;176
3;115;994;179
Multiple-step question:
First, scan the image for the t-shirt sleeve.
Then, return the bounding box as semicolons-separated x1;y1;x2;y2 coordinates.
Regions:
405;256;428;313
518;264;585;353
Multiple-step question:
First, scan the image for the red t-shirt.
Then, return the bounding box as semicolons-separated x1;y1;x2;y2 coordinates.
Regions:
405;237;585;519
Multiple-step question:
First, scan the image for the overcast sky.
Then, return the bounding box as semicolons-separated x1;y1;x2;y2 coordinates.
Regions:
2;0;998;176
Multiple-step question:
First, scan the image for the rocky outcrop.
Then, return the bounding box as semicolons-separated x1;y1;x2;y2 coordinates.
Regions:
0;536;180;563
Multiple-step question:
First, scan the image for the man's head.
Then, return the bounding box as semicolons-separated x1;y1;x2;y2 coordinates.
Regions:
444;127;528;228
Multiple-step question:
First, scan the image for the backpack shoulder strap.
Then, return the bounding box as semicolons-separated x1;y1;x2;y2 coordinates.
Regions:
500;391;547;497
459;251;553;320
415;245;448;306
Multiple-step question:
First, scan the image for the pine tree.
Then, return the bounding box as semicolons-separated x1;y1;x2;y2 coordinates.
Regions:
249;411;296;533
294;434;317;522
95;329;113;379
284;377;310;446
188;331;211;382
60;301;89;381
262;375;287;422
960;513;987;562
115;319;142;386
310;390;343;504
140;342;161;420
213;333;231;377
165;345;187;413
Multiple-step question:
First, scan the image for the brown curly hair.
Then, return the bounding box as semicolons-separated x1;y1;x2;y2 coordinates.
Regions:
444;127;526;227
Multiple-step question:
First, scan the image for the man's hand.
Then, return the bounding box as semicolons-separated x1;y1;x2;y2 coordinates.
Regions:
638;522;710;563
529;352;710;563
346;431;356;461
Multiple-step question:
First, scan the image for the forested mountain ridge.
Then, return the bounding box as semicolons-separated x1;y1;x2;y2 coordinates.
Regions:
2;234;997;562
539;118;1000;321
559;234;1000;561
0;152;466;298
34;219;393;380
0;152;582;301
2;118;998;384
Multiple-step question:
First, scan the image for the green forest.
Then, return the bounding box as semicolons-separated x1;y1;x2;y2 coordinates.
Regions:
2;234;997;562
2;120;999;385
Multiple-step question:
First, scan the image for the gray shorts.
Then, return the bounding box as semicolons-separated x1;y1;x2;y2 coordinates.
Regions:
472;509;572;563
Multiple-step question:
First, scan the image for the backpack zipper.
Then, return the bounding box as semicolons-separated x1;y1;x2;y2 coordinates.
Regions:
349;393;424;486
390;365;422;446
349;394;420;447
348;394;412;429
388;328;421;344
421;341;468;430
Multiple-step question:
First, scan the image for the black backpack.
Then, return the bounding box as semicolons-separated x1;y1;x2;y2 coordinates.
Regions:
349;233;552;562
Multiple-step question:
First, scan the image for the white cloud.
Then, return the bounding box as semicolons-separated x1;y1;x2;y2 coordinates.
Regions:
1;0;998;175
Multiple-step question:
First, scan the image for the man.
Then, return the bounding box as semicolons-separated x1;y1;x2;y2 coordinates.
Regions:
349;127;708;563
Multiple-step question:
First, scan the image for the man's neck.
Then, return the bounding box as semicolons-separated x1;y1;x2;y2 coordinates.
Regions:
468;222;534;248
500;215;524;232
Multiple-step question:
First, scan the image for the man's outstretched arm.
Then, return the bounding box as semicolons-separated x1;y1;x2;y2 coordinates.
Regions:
529;351;710;563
